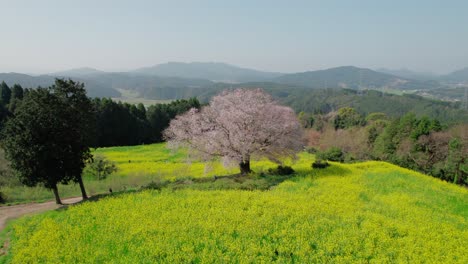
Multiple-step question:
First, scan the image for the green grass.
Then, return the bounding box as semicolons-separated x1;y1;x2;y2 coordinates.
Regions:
0;144;302;205
2;144;467;263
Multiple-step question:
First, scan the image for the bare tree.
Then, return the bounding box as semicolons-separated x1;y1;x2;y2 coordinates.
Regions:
164;89;304;174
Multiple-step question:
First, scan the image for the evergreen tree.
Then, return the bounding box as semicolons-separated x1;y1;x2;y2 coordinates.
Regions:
0;81;12;105
2;79;95;203
52;79;95;199
11;84;24;100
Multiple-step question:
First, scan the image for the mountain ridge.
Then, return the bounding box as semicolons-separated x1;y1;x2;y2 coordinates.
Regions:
273;66;441;90
133;62;282;82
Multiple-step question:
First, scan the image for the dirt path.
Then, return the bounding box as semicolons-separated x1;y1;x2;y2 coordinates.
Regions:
0;197;83;231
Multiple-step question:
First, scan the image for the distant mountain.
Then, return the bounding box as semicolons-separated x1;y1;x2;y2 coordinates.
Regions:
376;68;437;81
274;66;440;90
0;71;214;99
1;64;456;101
442;67;468;82
134;62;282;82
0;73;120;98
82;72;214;99
0;73;56;88
52;67;106;77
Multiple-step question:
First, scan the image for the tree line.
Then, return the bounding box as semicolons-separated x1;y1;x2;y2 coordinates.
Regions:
0;79;200;203
0;80;201;147
303;107;467;185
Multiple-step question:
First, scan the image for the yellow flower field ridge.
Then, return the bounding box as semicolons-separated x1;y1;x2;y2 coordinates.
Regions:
6;144;468;263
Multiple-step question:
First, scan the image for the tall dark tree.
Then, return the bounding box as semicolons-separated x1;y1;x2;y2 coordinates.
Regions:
0;81;11;105
2;88;71;204
11;84;24;100
2;79;95;203
8;84;25;113
52;79;95;199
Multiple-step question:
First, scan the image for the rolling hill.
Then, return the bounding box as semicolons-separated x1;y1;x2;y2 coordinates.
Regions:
1;63;465;106
134;62;282;82
52;67;105;77
0;73;121;98
442;67;468;82
376;68;437;81
274;66;441;90
179;82;468;124
3;143;467;263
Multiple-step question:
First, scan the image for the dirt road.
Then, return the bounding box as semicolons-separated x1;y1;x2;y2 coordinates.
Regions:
0;197;83;231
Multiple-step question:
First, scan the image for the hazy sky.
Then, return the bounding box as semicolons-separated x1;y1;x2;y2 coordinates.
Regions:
1;0;467;74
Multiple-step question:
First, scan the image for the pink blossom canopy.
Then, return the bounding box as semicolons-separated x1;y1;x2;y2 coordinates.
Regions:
164;89;304;166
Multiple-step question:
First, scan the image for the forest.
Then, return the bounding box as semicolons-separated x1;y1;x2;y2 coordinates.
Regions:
0;80;466;264
0;79;466;202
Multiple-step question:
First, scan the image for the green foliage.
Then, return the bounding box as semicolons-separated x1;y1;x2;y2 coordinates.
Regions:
10;84;23;100
86;155;117;180
0;81;11;106
298;112;314;128
445;138;467;184
410;116;437;140
267;165;295;175
334;107;365;129
316;147;344;162
1;79;94;203
312;160;330;169
147;97;201;142
92;97;200;147
365;112;388;122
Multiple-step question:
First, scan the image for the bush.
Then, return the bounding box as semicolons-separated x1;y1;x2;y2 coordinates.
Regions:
268;165;295;175
0;191;5;203
143;179;167;190
86;155;117;180
312;160;330;169
306;147;317;154
316;147;344;162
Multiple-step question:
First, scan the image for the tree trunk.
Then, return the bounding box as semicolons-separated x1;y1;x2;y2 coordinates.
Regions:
77;176;88;200
239;159;251;174
52;184;62;205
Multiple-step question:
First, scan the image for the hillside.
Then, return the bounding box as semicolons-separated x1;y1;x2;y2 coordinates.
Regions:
187;83;468;124
134;62;282;82
274;66;440;90
415;87;467;101
3;144;467;263
0;72;214;99
442;67;468;82
376;68;437;81
52;67;105;77
278;88;468;124
0;73;120;98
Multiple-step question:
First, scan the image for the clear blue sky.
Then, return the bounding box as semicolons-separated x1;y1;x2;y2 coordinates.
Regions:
1;0;467;74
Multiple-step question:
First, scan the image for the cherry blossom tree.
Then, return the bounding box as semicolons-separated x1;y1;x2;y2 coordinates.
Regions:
164;89;304;174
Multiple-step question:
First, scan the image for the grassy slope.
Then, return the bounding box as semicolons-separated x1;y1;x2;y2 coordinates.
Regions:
3;143;271;204
3;144;467;263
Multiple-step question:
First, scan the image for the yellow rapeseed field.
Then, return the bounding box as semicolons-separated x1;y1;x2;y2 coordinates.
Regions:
5;144;468;263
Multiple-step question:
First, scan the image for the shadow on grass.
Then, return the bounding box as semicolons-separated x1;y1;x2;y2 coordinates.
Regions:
57;164;353;210
167;172;296;191
302;163;353;179
56;190;138;212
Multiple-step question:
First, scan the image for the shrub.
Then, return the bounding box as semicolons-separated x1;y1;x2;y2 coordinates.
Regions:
306;147;317;154
312;160;330;169
86;155;117;180
316;147;344;162
268;165;295;175
143;179;167;191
